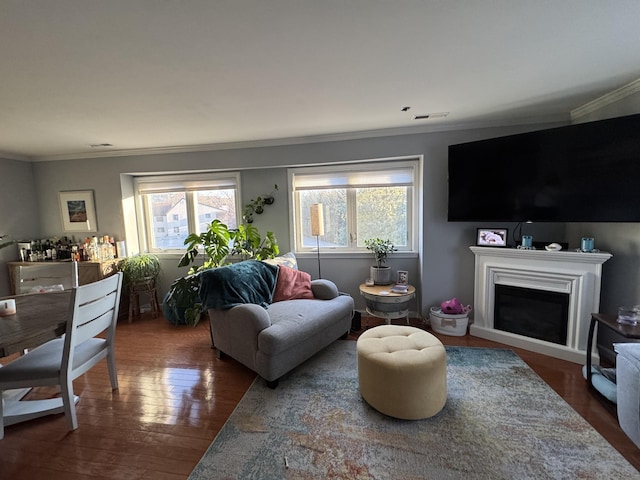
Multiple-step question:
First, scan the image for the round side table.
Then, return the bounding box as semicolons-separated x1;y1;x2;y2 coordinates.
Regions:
359;283;416;325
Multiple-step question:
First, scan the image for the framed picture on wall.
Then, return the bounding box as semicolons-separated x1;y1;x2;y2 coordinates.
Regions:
58;190;98;232
476;228;508;247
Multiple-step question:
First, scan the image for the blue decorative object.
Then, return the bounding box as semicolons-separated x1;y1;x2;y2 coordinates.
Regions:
581;237;595;252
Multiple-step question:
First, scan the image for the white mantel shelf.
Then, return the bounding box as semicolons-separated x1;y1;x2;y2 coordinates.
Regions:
469;246;612;364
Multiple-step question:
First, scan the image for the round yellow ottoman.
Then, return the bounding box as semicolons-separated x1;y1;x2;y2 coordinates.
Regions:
357;325;446;420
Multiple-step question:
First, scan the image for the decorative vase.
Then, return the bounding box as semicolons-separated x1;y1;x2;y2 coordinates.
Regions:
370;266;392;285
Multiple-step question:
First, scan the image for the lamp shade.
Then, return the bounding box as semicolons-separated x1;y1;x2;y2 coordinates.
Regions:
310;204;324;236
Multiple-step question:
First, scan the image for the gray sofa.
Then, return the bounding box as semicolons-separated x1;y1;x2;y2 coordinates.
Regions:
615;342;640;448
203;262;354;388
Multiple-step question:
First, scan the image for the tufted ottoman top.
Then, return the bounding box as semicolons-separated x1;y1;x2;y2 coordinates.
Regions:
357;325;444;368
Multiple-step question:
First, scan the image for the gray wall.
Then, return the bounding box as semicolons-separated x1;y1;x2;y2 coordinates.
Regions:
0;158;41;294
2;109;636;322
567;90;640;314
17;122;562;317
565;91;640;362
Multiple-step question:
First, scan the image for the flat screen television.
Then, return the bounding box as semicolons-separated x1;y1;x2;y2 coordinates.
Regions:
447;113;640;222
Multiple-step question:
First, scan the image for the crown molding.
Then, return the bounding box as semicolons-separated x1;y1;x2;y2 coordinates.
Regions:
27;113;569;162
570;78;640;121
0;151;31;162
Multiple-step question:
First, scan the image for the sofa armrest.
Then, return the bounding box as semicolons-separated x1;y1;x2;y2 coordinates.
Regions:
210;303;272;333
311;279;339;300
208;304;272;368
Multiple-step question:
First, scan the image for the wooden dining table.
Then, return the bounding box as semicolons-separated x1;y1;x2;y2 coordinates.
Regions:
0;290;72;357
0;289;75;430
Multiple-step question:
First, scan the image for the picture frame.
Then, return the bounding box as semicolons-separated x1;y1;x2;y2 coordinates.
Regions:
58;190;98;233
396;270;408;286
476;228;508;247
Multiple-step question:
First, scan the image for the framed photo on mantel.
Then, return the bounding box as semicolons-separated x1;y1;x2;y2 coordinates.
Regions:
476;228;508;247
58;190;98;233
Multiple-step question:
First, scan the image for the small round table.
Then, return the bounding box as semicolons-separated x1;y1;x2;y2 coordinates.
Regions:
359;283;416;325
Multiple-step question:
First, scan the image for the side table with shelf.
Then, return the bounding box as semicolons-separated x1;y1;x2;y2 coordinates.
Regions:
359;283;416;325
585;313;640;404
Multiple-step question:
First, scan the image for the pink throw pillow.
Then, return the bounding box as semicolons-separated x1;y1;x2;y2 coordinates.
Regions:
273;265;314;302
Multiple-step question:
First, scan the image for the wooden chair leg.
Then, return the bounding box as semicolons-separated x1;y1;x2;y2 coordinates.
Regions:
128;293;135;323
150;289;159;318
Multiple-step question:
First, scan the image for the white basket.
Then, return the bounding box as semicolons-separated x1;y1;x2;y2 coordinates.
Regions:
429;307;469;336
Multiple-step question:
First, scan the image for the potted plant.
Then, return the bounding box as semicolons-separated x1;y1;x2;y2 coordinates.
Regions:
163;219;280;326
163;219;231;326
118;252;161;288
243;184;279;223
364;238;396;285
229;223;279;261
118;253;162;321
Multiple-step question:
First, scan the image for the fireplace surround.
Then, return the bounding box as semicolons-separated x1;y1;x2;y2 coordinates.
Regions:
469;246;612;363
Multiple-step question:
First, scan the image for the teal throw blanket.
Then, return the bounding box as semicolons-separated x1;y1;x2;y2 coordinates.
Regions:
199;260;279;310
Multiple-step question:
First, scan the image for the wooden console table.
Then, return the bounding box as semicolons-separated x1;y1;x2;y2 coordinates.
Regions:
7;260;118;295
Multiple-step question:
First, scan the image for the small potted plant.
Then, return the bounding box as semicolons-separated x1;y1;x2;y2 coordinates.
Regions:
364;238;396;285
243;184;279;223
118;252;161;289
118;252;162;321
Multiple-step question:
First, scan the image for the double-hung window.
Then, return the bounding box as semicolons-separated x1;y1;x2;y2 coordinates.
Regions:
290;158;420;253
135;172;240;252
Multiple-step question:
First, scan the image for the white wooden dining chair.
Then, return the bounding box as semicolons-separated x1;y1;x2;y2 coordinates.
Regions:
0;272;123;439
17;261;79;294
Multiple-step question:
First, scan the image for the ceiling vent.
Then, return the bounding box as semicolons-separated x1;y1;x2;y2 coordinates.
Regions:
414;112;449;120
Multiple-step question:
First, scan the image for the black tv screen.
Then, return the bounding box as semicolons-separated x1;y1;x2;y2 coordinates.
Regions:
447;114;640;222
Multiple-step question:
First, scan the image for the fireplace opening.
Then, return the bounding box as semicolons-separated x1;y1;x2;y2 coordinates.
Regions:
494;285;569;345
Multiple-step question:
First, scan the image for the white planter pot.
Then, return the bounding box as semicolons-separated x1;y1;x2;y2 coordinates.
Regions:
370;266;392;285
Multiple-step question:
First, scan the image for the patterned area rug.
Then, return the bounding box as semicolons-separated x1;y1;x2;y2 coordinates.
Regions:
189;341;639;479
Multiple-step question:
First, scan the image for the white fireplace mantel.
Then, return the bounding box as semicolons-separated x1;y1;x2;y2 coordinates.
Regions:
469;246;612;364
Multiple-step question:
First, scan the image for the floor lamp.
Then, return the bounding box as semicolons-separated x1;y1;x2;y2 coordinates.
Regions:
310;203;324;279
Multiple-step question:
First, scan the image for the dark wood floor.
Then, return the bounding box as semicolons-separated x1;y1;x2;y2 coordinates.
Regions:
1;313;638;479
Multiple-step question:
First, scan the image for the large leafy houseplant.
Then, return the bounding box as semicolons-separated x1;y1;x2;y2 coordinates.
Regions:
164;220;231;327
229;223;279;261
163;219;279;326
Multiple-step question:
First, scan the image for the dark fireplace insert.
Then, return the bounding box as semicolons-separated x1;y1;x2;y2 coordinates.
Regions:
494;284;569;345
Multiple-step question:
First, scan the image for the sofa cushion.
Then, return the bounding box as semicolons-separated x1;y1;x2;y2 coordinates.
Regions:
263;251;298;270
259;295;354;356
273;265;314;302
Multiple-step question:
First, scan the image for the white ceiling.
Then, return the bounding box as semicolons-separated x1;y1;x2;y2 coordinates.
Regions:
2;0;640;161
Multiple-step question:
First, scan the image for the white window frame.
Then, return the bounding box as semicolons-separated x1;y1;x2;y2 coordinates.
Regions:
134;172;241;253
288;157;420;254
